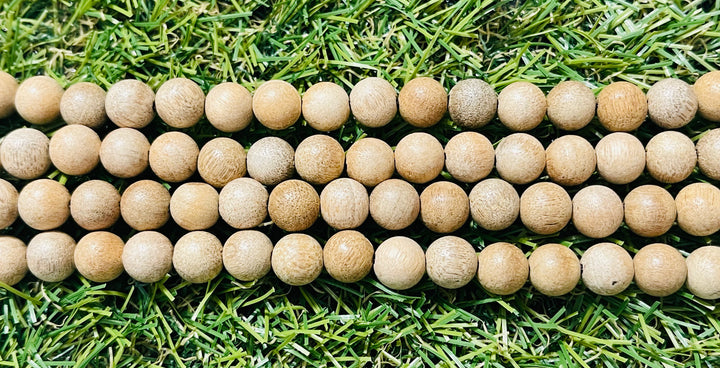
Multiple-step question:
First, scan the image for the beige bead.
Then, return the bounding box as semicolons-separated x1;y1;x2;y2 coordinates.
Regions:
448;79;497;129
529;243;580;297
350;77;397;128
323;230;374;283
18;179;70;230
120;180;171;231
321;178;368;230
634;243;686;297
252;80;301;130
0;236;27;286
49;125;101;175
369;179;419;230
580;242;633;296
398;77;447;128
198;137;247;188
495;133;545;185
420;181;469;233
155;78;204;128
246;137;295;186
223;230;273;281
70;180;120;231
694;71;720;122
647;78;697;129
149;131;199;182
545;135;595;186
374;236;425;290
0;71;18;118
0;127;51;180
122;231;173;283
173;231;223;283
271;233;323;286
595;132;645;184
205;82;253;132
294;135;344;185
675;182;720;236
74;231;124;283
302;82;349;132
572;185;623;238
477;242;528;295
170;182;219;231
99;128;150;178
520;182;572;235
218;178;268;229
546;81;596;131
26;232;75;282
425;236;476;289
497;82;547;131
686;246;720;300
0;179;18;229
444;132;494;183
60;82;107;128
15;76;63;125
394;132;444;184
105;79;155;129
268;180;319;232
697;128;720;180
346;138;395;187
597;82;647;131
623;185;676;237
645;131;696;183
469;178;519;231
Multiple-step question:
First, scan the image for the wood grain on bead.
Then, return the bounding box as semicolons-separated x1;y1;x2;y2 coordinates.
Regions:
694;70;720;122
295;135;345;185
497;81;547;131
17;179;70;231
346;138;395;187
15;75;63;125
597;81;647;131
0;179;18;229
155;78;205;128
271;233;323;286
580;242;633;296
394;132;444;184
99;128;150;178
444;132;494;183
686;246;720;300
420;181;469;233
0;71;18;118
546;81;596;131
374;236;425;290
495;133;545;185
572;185;623;238
170;182;219;231
120;180;171;231
647;78;697;129
398;77;447;128
520;182;572;235
595;132;645;184
645;131;696;183
268;180;319;232
623;185;676;237
349;77;397;128
60;82;107;128
205;82;253;132
0;236;27;286
320;178;369;230
448;79;497;129
528;243;580;297
49;124;101;175
545;135;595;186
148;131;199;183
198;137;247;188
70;180;121;231
74;231;124;283
477;242;528;295
252;80;301;130
223;230;273;281
425;236;477;289
122;231;173;283
0;127;51;180
105;79;155;129
697;128;720;180
675;182;720;236
469;178;520;231
323;230;374;283
218;177;268;229
633;243;686;297
26;232;76;282
246;137;295;186
302;82;349;132
369;179;419;231
173;231;223;283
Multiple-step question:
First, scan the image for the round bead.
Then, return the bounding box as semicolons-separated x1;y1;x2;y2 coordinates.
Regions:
425;236;477;289
0;71;18;118
320;178;369;230
105;79;155;129
580;242;633;296
218;178;268;229
686;246;720;300
246;137;295;186
529;243;580;297
623;185;676;237
0;179;18;229
99;128;150;178
694;71;720;122
49;124;101;175
169;182;219;231
545;135;595;186
122;231;173;283
294;135;345;185
74;231;124;283
70;180;120;231
697;128;720;180
17;179;70;231
346;138;395;187
675;182;720;236
173;231;223;283
0;236;27;286
495;133;545;185
394;132;444;184
369;179;419;231
197;137;247;188
633;243;686;297
520;182;572;235
205;82;253;132
645;131;696;183
149;131;199;183
497;81;546;131
155;78;205;128
268;180;319;232
647;78;697;129
572;185;623;238
477;242;528;295
398;77;447;128
469;178;519;231
597;82;647;131
120;180;171;231
60;82;107;128
271;233;323;286
26;232;76;282
0;128;51;180
595;132;645;184
323;230;374;283
444;132;494;183
420;181;469;233
448;79;497;129
252;80;301;130
223;230;273;281
546;81;595;131
350;77;397;128
374;236;425;290
302;82;349;132
15;75;63;125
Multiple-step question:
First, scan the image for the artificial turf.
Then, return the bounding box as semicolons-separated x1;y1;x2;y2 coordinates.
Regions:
1;0;720;366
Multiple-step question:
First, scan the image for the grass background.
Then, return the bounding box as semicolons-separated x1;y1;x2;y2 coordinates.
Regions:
1;0;720;366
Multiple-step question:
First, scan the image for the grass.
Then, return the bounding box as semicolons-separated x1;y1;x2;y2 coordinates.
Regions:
1;0;720;366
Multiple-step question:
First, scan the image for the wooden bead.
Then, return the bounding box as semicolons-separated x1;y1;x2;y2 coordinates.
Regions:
223;230;273;281
149;131;199;183
49;124;101;176
302;82;349;132
369;179;419;231
394;132;444;184
398;77;447;128
545;135;595;186
497;82;546;131
323;230;374;283
374;236;425;290
623;185;676;237
205;82;253;132
268;180;319;232
595;132;645;184
647;78;697;129
0;128;51;180
99;128;150;178
546;81;595;131
420;181;469;233
198;137;247;188
346;138;395;187
173;231;223;283
70;180;120;231
495;133;545;185
105;79;155;129
477;242;528;295
218;178;268;230
580;242;633;296
529;243;580;297
425;236;476;289
170;182;219;231
520;182;572;235
60;82;107;128
17;179;70;231
122;231;173;283
271;233;323;286
448;79;496;129
26;232;76;282
295;135;345;185
444;132;494;183
15;76;63;125
469;178;519;231
252;80;301;130
350;77;397;128
633;243;686;297
74;231;124;283
597;81;647;131
320;178;369;230
120;180;171;231
155;78;205;128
